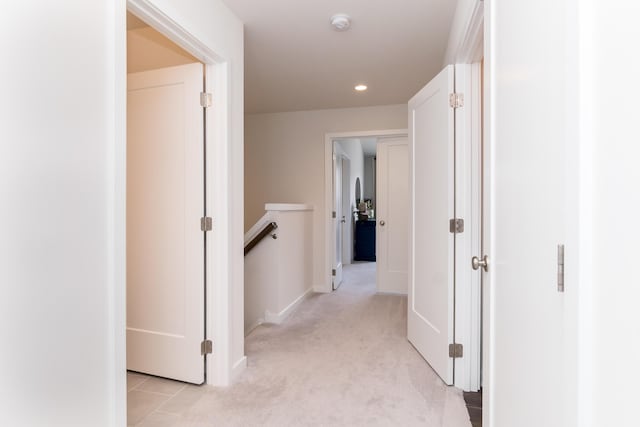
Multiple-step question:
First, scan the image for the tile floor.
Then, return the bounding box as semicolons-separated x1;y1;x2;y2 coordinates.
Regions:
127;371;205;426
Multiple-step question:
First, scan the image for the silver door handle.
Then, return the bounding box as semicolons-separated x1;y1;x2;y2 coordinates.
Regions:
471;255;489;272
341;216;346;223
379;220;385;226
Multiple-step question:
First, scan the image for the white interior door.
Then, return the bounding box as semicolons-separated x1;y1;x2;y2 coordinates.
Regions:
376;138;409;294
408;66;455;384
127;62;206;384
488;0;571;423
341;158;352;265
332;152;343;289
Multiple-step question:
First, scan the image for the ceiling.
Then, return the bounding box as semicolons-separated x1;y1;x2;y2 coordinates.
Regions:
337;138;377;157
360;138;377;157
221;0;457;114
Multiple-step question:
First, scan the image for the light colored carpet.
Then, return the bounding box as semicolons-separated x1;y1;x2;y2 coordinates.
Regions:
180;262;472;427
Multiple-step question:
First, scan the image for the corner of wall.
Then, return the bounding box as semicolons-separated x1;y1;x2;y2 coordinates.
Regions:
230;356;247;384
443;0;478;65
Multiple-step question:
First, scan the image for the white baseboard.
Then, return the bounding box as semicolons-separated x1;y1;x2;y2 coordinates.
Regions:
244;318;264;337
264;288;313;324
230;356;247;383
376;290;408;296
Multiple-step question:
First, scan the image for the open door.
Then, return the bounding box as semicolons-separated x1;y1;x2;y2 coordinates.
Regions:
407;66;455;384
341;157;352;266
332;151;344;289
127;62;206;384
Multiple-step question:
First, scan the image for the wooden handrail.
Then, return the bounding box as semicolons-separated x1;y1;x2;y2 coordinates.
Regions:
244;221;278;256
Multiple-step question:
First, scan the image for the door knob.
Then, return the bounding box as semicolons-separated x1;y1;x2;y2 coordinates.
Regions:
471;255;489;272
379;220;385;226
341;216;346;223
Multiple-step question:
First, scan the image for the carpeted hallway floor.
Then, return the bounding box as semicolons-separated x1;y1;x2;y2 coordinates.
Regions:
128;262;472;426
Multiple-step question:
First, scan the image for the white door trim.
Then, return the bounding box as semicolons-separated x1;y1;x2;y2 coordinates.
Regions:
467;62;483;392
452;63;483;392
444;0;486;400
333;143;352;267
321;129;407;293
119;0;238;396
332;147;346;289
451;1;484;65
340;156;352;266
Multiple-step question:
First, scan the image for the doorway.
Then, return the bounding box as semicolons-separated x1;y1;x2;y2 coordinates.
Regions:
126;11;207;385
331;143;351;289
324;130;409;296
122;0;243;390
111;1;242;423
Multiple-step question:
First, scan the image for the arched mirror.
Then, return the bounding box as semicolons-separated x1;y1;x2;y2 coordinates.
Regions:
355;177;361;205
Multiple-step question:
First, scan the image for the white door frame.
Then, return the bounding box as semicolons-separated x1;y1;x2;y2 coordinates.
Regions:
453;63;482;392
332;144;347;289
332;143;353;268
322;129;407;293
447;0;484;395
119;0;239;392
340;155;352;266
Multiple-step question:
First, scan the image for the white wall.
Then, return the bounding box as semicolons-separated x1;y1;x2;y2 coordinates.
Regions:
587;1;640;424
244;205;313;334
363;156;377;209
0;0;243;424
336;140;365;204
127;26;198;73
0;1;123;425
245;104;407;290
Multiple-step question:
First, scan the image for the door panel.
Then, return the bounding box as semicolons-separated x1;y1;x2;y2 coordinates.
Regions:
408;66;455;384
341;158;351;265
127;62;205;384
376;138;409;294
332;153;343;289
489;0;570;424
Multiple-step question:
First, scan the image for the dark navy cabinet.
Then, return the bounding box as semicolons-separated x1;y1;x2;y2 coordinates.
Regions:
354;220;376;261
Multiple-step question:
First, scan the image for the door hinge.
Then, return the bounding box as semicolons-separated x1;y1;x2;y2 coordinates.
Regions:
449;93;464;108
557;244;565;293
200;216;213;232
332;211;337;219
449;343;463;358
200;92;213;108
201;339;213;355
332;269;336;276
449;218;464;233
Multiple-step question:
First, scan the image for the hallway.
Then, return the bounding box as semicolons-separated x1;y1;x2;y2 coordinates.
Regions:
128;262;471;426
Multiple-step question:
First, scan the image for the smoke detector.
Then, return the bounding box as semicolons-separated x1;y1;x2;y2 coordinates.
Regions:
330;14;351;31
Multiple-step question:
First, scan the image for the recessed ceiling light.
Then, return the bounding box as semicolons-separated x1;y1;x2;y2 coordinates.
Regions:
355;84;368;92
